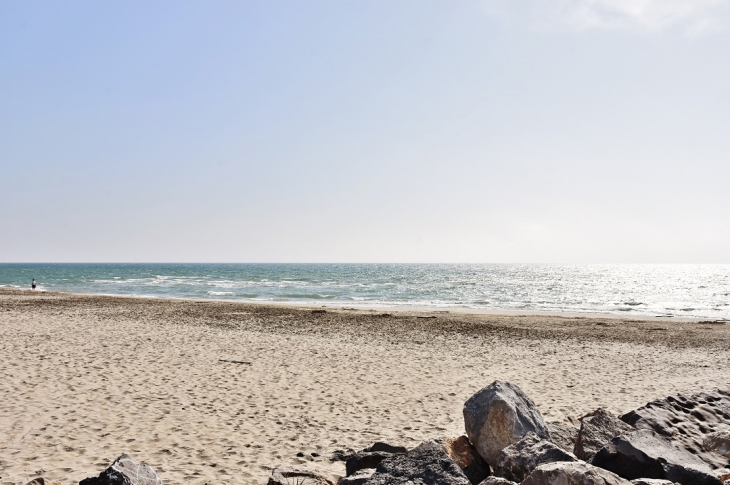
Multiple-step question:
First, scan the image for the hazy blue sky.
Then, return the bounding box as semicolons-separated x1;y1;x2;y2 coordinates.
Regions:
1;1;728;263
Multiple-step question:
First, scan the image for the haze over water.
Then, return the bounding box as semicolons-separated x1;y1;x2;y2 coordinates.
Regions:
1;263;728;320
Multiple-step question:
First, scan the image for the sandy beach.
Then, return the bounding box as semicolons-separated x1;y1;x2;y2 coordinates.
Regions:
1;288;729;485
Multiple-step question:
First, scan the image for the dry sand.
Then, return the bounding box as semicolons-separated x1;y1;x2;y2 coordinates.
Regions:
1;288;729;484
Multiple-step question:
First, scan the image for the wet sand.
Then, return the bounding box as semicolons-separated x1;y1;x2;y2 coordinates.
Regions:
1;289;729;484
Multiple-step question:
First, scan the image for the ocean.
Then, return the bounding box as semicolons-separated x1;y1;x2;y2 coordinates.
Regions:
1;263;728;319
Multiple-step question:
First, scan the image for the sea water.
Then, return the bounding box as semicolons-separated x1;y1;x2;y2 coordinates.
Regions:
0;263;728;320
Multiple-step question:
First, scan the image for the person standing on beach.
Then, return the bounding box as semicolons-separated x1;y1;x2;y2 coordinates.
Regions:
32;279;36;290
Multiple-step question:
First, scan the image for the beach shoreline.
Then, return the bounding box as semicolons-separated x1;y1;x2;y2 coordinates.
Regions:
1;289;728;484
0;287;715;323
2;263;728;322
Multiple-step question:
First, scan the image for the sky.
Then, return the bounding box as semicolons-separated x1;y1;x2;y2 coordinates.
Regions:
1;0;729;263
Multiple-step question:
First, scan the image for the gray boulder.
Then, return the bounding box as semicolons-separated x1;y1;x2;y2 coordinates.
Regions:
79;455;162;485
331;448;357;462
268;466;337;485
495;432;578;482
478;478;517;485
621;388;730;469
364;441;471;485
548;421;580;454
630;480;677;485
339;469;375;485
705;431;730;458
715;469;730;482
575;408;635;461
521;461;632;485
346;451;393;476
441;436;491;485
590;429;721;485
463;380;550;467
366;442;408;454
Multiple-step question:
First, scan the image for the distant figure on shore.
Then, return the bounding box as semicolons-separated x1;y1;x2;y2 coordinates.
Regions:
32;279;36;290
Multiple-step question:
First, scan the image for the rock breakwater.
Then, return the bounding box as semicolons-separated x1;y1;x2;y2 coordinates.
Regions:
15;382;730;485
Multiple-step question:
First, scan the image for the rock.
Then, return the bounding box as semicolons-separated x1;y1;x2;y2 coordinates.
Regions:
346;452;393;476
331;448;357;462
339;469;375;485
575;408;635;461
442;436;491;485
478;478;518;485
365;441;471;485
26;479;62;485
630;480;677;485
79;455;162;485
590;429;721;485
366;442;408;454
548;421;580;453
521;461;632;485
463;380;551;467
715;469;730;481
621;388;730;469
705;431;730;458
494;431;578;482
268;466;337;485
344;442;409;476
